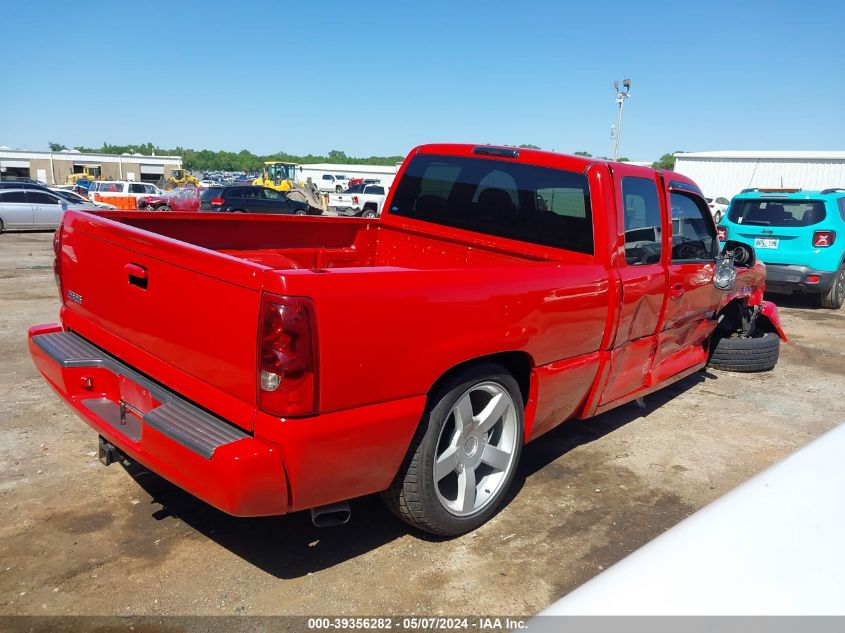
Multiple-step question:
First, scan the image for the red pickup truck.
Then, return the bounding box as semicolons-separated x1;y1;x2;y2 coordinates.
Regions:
29;144;786;536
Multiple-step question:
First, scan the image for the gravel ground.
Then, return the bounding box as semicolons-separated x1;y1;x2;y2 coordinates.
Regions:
0;231;842;617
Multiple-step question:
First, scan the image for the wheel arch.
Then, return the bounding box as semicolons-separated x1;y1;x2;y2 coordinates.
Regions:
427;351;534;411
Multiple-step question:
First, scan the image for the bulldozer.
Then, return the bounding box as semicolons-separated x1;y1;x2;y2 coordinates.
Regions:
65;165;102;186
159;169;199;191
253;161;327;213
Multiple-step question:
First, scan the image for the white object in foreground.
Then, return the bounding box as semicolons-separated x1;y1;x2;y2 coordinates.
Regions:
544;423;845;615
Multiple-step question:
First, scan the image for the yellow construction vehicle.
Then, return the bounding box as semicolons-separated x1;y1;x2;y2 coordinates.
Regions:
159;169;199;191
253;161;327;213
65;165;102;186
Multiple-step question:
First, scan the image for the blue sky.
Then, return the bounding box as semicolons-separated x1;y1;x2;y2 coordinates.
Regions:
2;0;843;161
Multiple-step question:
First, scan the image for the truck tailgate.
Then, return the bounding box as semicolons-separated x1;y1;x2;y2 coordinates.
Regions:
57;211;264;430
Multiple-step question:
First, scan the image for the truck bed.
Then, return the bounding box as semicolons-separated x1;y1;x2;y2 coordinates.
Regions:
105;211;558;271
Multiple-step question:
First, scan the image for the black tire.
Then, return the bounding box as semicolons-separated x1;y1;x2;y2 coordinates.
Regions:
818;265;844;310
335;185;343;193
362;208;378;218
709;331;780;372
144;204;156;211
0;218;4;234
383;363;524;536
294;210;307;216
160;205;171;212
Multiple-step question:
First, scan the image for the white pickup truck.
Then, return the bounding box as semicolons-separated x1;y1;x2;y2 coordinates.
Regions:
316;174;349;193
328;183;388;217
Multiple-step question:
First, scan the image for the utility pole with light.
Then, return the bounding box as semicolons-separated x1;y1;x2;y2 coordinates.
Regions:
612;78;632;161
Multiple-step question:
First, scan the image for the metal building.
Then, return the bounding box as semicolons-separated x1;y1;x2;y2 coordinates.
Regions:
296;163;399;188
673;151;845;199
0;147;183;185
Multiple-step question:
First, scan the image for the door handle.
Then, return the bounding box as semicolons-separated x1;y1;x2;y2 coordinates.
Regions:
125;263;148;289
670;283;685;299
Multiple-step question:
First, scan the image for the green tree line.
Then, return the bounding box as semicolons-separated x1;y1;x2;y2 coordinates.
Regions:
48;142;404;172
48;141;675;171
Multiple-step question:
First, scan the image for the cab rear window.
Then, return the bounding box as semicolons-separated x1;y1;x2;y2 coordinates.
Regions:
728;199;826;227
389;154;593;254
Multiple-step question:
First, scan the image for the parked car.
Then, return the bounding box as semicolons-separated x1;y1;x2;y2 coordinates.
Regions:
198;186;224;211
28;143;785;538
198;179;224;189
167;187;201;212
136;194;170;210
706;196;730;223
0;188;102;231
330;184;388;217
205;185;315;215
88;181;164;203
316;174;349;193
718;187;845;308
50;187;116;210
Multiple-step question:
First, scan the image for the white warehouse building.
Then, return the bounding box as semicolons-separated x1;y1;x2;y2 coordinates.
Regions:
673;151;845;199
295;163;399;188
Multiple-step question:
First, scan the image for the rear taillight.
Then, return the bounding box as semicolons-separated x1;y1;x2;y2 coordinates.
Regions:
211;197;224;206
53;230;62;298
717;226;728;241
813;230;835;247
352;195;359;205
258;295;318;417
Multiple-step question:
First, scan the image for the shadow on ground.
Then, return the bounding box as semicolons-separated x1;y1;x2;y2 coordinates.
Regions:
121;370;711;579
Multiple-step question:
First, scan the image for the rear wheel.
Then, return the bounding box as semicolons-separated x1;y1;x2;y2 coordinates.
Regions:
362;208;378;218
294;210;307;216
0;218;4;234
383;363;524;536
709;331;780;372
818;265;845;309
335;185;343;193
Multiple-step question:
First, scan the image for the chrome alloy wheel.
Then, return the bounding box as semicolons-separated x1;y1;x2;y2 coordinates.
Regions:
433;382;518;517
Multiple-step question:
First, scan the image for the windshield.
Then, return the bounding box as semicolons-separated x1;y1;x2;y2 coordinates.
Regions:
267;163;295;181
54;190;87;203
728;199;826;227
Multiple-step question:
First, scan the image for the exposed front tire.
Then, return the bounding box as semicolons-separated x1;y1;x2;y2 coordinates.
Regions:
383;363;524;536
709;331;780;372
818;265;844;309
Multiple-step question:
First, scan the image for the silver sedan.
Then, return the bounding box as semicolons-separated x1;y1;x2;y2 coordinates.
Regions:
0;188;103;232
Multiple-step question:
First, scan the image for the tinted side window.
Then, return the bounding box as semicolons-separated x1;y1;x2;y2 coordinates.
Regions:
670;193;718;261
622;177;662;265
27;191;60;205
200;188;223;201
389;154;593;254
0;191;27;203
838;198;845;222
129;183;146;194
225;188;243;198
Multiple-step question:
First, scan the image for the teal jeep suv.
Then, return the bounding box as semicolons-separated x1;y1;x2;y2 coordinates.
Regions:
718;188;845;308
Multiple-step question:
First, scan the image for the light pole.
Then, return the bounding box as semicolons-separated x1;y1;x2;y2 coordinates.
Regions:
612;78;632;161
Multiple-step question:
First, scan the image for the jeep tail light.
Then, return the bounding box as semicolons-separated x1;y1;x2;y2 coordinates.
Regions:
807;275;821;284
813;230;835;247
717;226;728;241
258;294;318;417
211;197;224;206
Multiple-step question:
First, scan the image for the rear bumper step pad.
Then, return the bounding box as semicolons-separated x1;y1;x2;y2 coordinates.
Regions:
32;331;247;458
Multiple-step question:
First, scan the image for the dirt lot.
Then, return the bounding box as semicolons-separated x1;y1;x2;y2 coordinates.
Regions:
1;231;843;617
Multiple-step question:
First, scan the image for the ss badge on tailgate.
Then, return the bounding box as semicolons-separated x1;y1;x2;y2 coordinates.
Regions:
67;290;83;304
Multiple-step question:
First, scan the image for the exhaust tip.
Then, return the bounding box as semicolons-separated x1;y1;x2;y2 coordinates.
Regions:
310;502;351;527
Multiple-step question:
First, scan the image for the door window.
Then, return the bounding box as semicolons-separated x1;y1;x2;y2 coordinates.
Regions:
670;192;718;262
27;191;60;205
129;183;146;194
262;188;283;200
0;191;27;203
621;177;662;265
